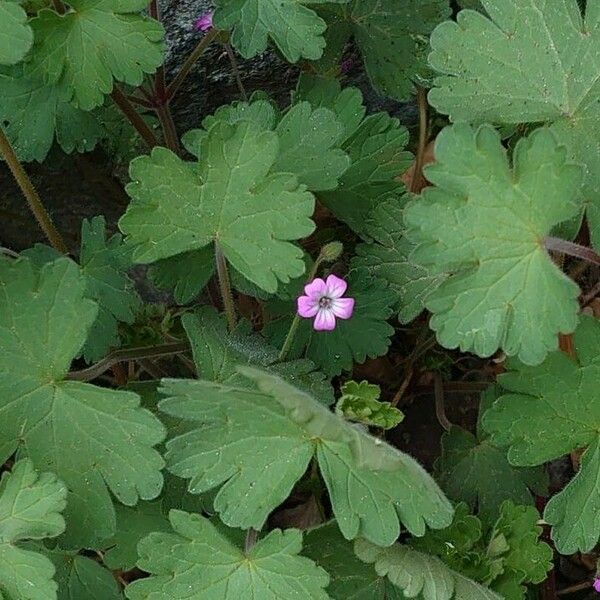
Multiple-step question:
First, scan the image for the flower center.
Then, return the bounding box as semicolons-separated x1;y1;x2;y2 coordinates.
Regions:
318;296;332;309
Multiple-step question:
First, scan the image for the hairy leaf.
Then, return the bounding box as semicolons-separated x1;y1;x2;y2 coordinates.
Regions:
488;502;553;586
22;217;140;363
102;502;171;572
79;216;140;361
125;510;330;599
354;538;502;600
120;120;315;293
185;98;349;192
435;388;547;525
159;368;452;545
429;0;600;247
293;74;366;142
320;112;412;236
183;306;334;405
0;258;165;547
483;316;600;553
352;196;445;323
0;0;33;65
214;0;350;62
273;101;350;191
336;380;403;430
148;248;215;305
303;522;403;599
318;0;450;99
28;0;164;110
0;65;103;162
49;549;123;600
405;123;582;364
0;460;66;600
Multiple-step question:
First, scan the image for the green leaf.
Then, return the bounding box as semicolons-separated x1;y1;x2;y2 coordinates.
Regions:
293;74;366;142
120;120;315;293
336;380;403;430
488;502;552;586
22;217;140;363
0;0;33;65
318;0;450;99
319;112;412;235
409;503;489;580
28;0;164;110
148;248;215;305
405;123;582;365
273;101;350;191
0;65;104;162
213;0;350;63
102;502;171;572
435;388;547;525
186;98;349;193
354;538;502;600
265;272;396;377
483;316;600;553
0;257;165;547
0;459;67;600
125;510;330;599
429;0;600;247
80;216;140;362
49;550;122;600
183;306;334;405
302;522;403;599
159;368;452;545
352;195;446;323
409;501;552;596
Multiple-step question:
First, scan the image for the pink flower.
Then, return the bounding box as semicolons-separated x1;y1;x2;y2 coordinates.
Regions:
594;578;600;593
194;10;214;32
297;274;354;331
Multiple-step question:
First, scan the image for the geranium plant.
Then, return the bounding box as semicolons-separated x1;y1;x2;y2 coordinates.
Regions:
1;0;600;598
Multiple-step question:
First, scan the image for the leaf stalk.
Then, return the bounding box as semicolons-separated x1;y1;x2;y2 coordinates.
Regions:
0;126;68;254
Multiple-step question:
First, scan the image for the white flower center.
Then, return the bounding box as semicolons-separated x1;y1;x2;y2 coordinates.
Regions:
318;296;333;309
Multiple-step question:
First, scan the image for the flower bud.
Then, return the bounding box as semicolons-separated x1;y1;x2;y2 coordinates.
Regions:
320;241;343;263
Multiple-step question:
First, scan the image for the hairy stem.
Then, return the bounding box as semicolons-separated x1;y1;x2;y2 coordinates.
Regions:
111;86;159;149
155;104;180;153
434;373;452;431
67;341;190;382
411;85;428;193
0;126;68;253
224;42;248;101
215;243;237;331
544;236;600;265
244;528;259;553
167;29;219;101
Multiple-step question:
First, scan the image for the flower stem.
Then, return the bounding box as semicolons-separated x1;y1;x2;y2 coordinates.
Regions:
215;243;237;331
224;42;248;101
0;126;68;254
167;29;219;101
277;249;328;362
111;86;159;149
544;236;600;265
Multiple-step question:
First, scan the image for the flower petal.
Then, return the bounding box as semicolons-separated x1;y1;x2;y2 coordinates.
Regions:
297;295;319;318
325;274;347;299
332;297;354;320
304;278;327;299
313;308;336;331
